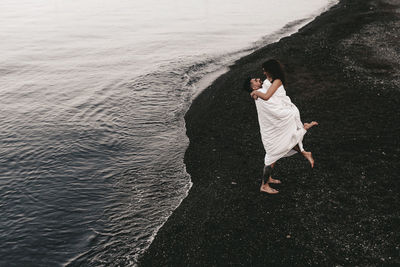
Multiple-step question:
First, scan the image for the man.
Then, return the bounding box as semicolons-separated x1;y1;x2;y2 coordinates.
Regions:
247;77;281;194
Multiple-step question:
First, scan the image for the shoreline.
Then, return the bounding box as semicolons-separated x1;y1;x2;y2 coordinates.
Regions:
134;7;334;261
140;0;400;265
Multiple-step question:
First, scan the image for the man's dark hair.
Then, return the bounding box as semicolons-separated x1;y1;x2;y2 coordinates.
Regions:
243;77;253;93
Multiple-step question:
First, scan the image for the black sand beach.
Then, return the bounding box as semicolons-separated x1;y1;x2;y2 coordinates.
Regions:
139;0;400;265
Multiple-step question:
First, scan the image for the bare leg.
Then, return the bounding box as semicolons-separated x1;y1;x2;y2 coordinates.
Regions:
293;144;314;168
293;144;301;152
302;151;314;168
267;163;281;184
260;164;279;194
301;122;317;167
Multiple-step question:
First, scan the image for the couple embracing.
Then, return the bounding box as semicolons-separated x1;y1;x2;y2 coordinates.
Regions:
245;59;318;194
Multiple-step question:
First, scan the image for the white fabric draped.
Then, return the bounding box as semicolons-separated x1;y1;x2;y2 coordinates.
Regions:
255;80;306;165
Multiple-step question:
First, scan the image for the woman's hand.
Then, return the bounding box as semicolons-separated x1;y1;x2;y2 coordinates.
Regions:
250;91;258;100
252;79;282;101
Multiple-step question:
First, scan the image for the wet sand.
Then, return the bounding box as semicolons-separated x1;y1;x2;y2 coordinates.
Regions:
139;0;400;265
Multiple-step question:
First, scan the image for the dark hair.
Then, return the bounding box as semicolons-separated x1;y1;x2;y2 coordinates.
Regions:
262;59;286;85
243;77;253;93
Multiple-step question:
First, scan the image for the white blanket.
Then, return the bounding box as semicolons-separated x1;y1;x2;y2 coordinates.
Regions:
255;80;306;165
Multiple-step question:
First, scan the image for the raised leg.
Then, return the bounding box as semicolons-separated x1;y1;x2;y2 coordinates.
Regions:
293;144;301;152
302;151;314;168
293;144;313;167
304;121;318;130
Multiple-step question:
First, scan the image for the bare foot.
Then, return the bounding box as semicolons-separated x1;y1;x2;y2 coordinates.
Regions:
304;121;318;130
302;151;314;168
260;184;279;194
268;177;281;184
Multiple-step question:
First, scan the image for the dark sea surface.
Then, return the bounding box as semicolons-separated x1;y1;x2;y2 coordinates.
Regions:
0;0;336;265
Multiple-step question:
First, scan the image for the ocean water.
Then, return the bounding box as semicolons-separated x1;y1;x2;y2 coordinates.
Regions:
0;0;337;265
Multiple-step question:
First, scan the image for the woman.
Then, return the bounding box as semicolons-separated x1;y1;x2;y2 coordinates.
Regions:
250;59;318;194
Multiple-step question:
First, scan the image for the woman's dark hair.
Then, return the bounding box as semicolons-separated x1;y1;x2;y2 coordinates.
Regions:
262;59;286;85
